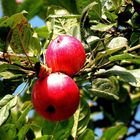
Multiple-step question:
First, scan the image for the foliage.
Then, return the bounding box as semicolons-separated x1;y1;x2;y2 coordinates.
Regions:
0;0;140;139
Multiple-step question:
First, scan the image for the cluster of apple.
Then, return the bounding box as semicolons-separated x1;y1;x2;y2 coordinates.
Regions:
32;35;86;121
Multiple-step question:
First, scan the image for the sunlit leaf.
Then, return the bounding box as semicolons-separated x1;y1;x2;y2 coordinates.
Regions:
72;98;90;139
100;124;128;140
17;124;30;140
46;10;79;39
107;37;128;49
87;77;119;100
78;129;94;140
16;101;33;128
34;135;53;140
0;95;18;126
34;26;49;38
0;94;14;107
91;23;116;32
95;65;139;87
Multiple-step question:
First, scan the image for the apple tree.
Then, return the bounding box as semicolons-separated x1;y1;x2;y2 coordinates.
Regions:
0;0;140;139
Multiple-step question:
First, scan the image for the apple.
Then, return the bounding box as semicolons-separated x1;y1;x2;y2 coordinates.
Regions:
32;72;80;121
45;35;86;76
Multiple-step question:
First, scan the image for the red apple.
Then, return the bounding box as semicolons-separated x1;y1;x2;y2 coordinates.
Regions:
45;35;86;76
32;72;80;121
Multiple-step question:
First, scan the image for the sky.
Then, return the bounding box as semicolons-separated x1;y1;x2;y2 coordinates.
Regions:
0;2;140;140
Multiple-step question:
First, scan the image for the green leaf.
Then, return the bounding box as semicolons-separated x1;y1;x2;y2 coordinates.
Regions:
0;124;17;139
88;78;119;100
45;0;78;14
1;0;17;16
10;23;33;54
0;95;18;126
109;53;140;64
96;65;137;87
34;135;53;140
107;37;128;49
35;26;49;38
78;0;102;20
16;101;33;128
0;12;27;28
95;45;125;63
30;36;41;55
42;117;74;140
78;129;94;140
91;23;116;32
100;124;127;140
72;98;90;138
46;10;79;39
0;94;14;107
17;124;30;140
104;11;118;22
111;0;122;9
127;69;140;87
76;0;94;14
109;53;140;61
17;0;44;19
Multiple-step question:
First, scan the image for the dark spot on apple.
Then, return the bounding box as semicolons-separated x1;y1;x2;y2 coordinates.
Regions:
46;105;55;114
57;39;60;43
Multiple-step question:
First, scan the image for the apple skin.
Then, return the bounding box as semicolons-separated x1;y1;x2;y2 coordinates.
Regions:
32;72;80;121
45;35;86;76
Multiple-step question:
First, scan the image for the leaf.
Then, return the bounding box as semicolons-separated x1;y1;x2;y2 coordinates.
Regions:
127;69;140;87
88;78;119;100
1;0;17;16
46;10;79;39
91;23;116;32
80;0;102;20
0;124;17;139
100;124;128;140
109;53;140;61
0;12;27;28
34;135;53;140
10;22;33;54
130;31;140;46
95;45;125;63
42;118;74;140
16;101;33;128
107;37;128;49
109;53;140;64
0;12;41;55
17;0;44;19
35;26;49;38
104;11;118;22
111;0;122;9
45;0;78;14
0;94;14;107
78;129;94;140
95;65;137;87
30;36;41;55
17;124;30;140
72;98;90;138
0;95;18;126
